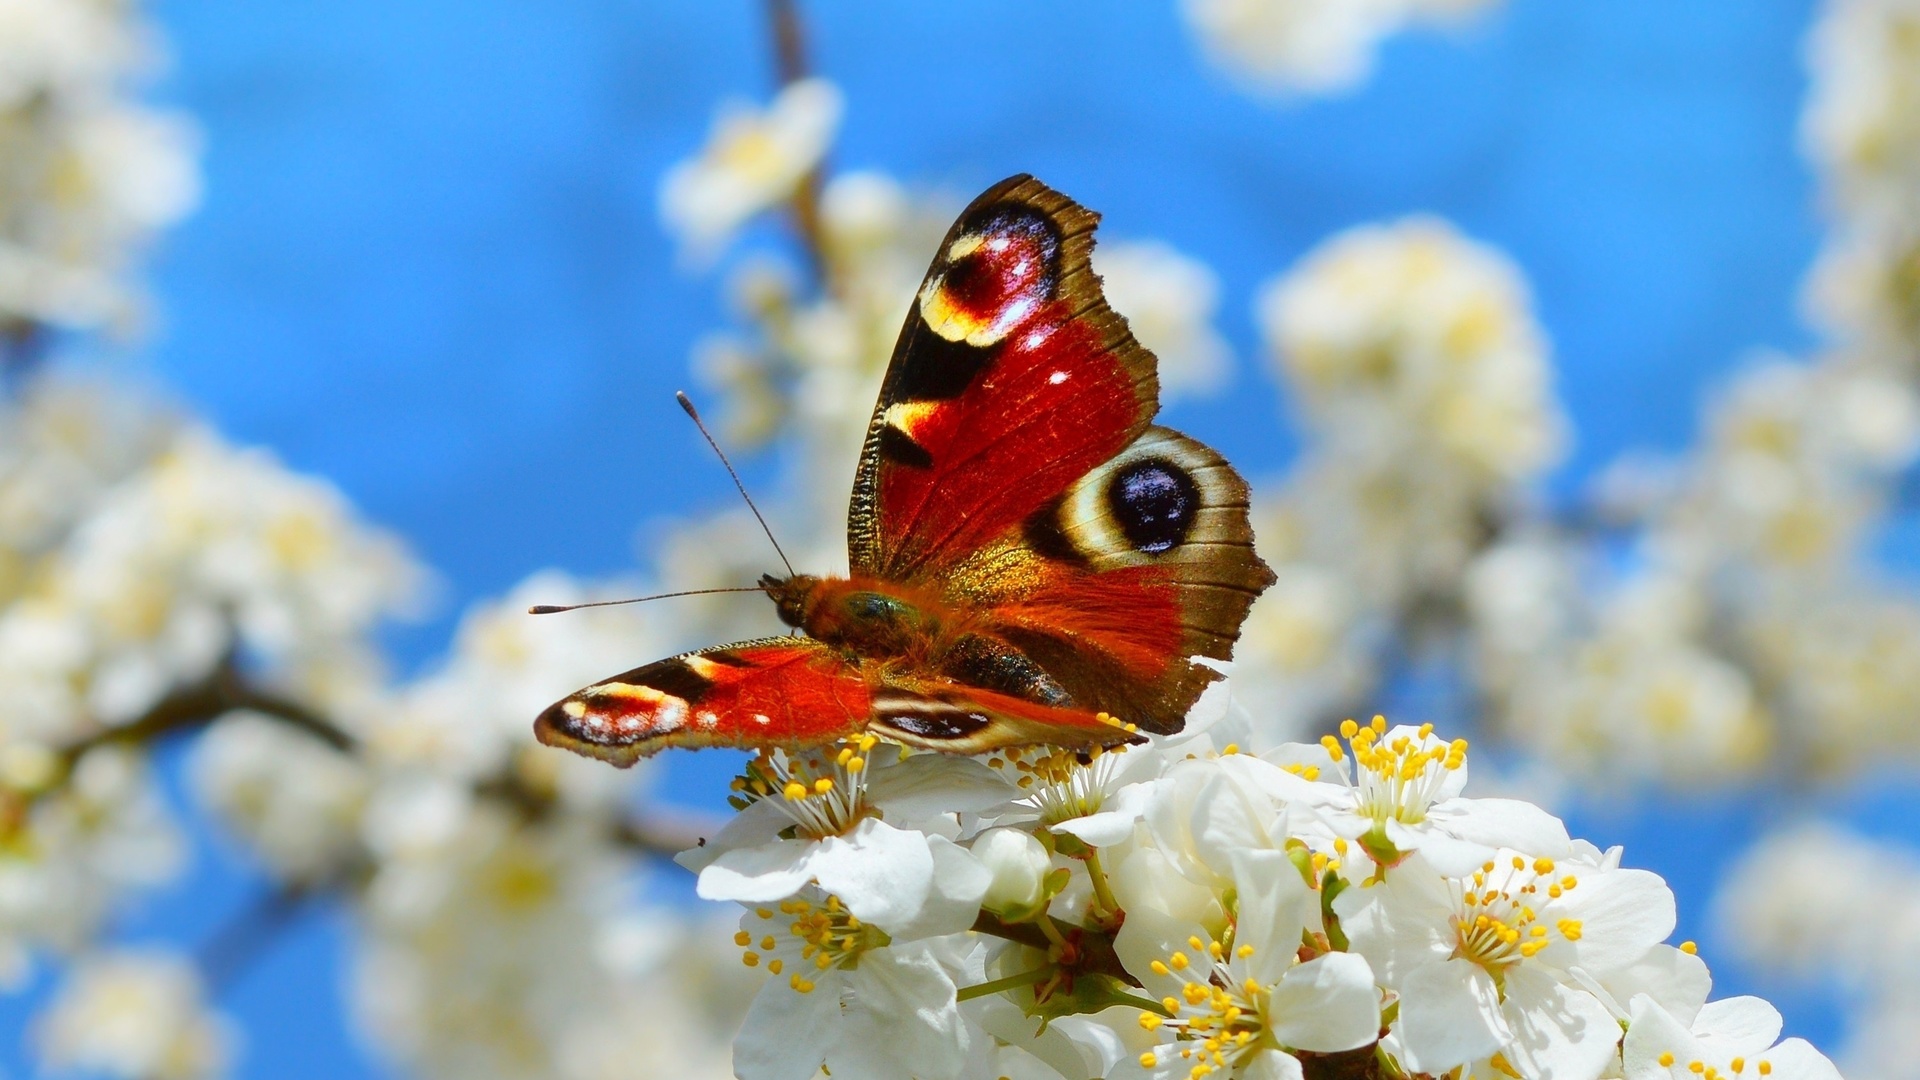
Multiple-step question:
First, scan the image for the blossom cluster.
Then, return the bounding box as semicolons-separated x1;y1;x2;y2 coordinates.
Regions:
1717;823;1920;1080
1179;0;1506;96
0;0;198;333
683;710;1836;1080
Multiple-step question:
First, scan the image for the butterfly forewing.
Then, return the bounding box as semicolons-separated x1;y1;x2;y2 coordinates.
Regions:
534;638;870;767
848;175;1275;734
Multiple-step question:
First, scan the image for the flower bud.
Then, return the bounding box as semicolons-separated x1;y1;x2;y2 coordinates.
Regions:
972;827;1051;920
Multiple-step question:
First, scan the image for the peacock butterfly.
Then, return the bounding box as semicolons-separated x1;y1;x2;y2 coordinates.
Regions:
535;175;1275;766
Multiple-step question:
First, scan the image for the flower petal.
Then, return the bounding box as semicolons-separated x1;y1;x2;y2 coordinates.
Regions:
1550;868;1676;972
1432;797;1572;859
1622;995;1700;1080
869;753;1018;820
733;968;842;1080
1501;967;1621;1080
1692;996;1784;1057
1268;952;1381;1053
1054;782;1152;847
696;837;815;903
1229;848;1318;985
1747;1039;1843;1080
1394;958;1510;1075
806;817;936;929
886;834;990;940
1241;1048;1307;1080
831;946;967;1080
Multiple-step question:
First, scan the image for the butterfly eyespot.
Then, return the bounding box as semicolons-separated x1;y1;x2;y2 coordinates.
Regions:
1106;457;1199;555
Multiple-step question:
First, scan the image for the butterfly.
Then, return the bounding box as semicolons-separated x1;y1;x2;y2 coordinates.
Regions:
535;175;1275;766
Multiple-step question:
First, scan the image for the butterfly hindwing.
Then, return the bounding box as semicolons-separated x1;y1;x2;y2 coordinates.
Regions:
976;426;1272;733
534;638;871;767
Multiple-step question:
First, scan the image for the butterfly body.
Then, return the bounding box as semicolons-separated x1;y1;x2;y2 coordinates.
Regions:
537;176;1275;766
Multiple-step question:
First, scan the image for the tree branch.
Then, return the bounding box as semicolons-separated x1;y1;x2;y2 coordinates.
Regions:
764;0;830;282
36;655;352;805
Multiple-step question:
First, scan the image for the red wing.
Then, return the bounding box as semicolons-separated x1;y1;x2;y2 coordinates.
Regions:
847;175;1159;582
534;638;870;767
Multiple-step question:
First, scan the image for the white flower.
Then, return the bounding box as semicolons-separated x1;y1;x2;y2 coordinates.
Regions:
0;745;185;968
1623;995;1841;1080
0;0;200;330
1094;240;1233;400
1277;718;1571;873
1259;216;1564;486
730;892;972;1080
1337;849;1676;1080
1114;848;1381;1080
683;743;1001;933
189;710;369;881
34;947;233;1080
1713;820;1920;994
1181;0;1404;96
1802;0;1920;214
1142;752;1323;892
352;807;707;1080
659;78;843;263
1180;0;1503;97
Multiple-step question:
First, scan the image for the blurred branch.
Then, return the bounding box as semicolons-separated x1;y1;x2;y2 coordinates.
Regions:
0;318;50;389
25;654;354;815
55;653;353;773
765;0;830;282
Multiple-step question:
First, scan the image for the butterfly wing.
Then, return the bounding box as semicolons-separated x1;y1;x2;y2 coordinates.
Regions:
534;638;872;767
849;174;1158;580
849;175;1273;734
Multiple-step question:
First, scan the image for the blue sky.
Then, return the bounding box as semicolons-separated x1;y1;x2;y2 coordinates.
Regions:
6;1;1872;1075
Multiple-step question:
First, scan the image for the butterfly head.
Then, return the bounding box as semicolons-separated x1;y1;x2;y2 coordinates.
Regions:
760;572;821;629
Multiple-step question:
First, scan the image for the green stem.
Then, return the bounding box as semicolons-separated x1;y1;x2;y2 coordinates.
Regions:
955;966;1052;1002
1085;848;1121;918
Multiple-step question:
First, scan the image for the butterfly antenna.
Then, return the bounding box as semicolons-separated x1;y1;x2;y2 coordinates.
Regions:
675;391;798;578
528;586;767;616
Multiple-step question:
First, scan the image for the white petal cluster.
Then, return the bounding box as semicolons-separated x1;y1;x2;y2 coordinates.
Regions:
1180;0;1504;97
686;713;1821;1080
1715;822;1920;1080
1801;0;1920;360
1236;218;1564;740
659;78;843;264
0;423;422;731
33;947;233;1080
0;0;199;331
0;375;421;1001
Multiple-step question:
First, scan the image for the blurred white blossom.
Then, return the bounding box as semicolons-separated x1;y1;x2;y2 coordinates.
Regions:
660;77;843;263
1182;0;1504;97
1094;240;1234;401
1235;217;1563;740
34;947;234;1080
0;0;198;331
